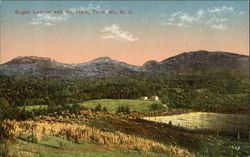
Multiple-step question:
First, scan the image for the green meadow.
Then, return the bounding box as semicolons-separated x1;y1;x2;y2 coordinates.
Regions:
80;99;163;112
19;99;164;113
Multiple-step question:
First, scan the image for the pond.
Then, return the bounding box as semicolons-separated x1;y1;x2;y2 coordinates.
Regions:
144;112;250;133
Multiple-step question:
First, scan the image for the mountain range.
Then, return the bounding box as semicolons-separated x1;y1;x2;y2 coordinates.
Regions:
0;50;249;78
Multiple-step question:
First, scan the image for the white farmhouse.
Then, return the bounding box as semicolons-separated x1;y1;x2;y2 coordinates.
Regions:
151;96;159;101
140;96;148;100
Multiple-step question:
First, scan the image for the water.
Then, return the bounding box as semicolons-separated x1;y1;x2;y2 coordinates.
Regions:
144;112;249;133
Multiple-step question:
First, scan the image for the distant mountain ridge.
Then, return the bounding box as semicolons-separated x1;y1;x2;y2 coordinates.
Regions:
0;50;248;78
0;55;144;78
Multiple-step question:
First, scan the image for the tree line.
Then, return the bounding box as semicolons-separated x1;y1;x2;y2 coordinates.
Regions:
0;73;249;120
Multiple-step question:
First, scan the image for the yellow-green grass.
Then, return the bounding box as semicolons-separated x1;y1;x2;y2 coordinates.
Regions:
144;112;249;132
18;105;48;111
18;99;163;113
80;99;163;112
10;136;169;157
2;120;192;157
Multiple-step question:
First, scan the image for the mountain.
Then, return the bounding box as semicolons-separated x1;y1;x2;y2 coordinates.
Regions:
0;56;144;78
71;57;145;78
0;51;248;78
155;50;249;78
0;56;75;77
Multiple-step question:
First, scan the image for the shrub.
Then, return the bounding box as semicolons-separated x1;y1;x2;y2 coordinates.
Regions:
103;107;108;112
117;106;130;114
0;99;19;121
18;108;35;120
150;103;168;111
70;103;81;114
124;106;130;114
94;104;102;112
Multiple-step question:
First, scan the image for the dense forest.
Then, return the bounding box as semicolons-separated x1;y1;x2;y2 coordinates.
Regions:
0;73;249;120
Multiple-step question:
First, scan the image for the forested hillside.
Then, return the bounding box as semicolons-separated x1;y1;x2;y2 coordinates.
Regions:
0;74;248;111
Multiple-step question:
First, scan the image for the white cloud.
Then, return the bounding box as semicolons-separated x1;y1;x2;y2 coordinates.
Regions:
29;3;101;27
80;4;112;15
208;6;234;14
30;21;42;25
43;22;55;27
238;11;245;15
165;11;194;27
29;14;67;27
69;3;101;14
197;9;205;18
180;14;195;23
164;6;243;30
205;16;228;25
210;24;227;30
38;14;67;22
101;24;138;42
84;3;100;11
165;10;206;27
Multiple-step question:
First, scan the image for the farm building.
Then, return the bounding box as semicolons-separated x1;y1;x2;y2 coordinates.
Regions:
140;96;148;100
151;96;159;101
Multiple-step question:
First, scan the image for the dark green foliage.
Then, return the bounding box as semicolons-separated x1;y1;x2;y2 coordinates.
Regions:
18;108;35;120
150;103;168;111
103;106;108;112
32;106;48;116
70;103;81;114
0;74;249;119
125;106;130;114
94;104;102;112
0;98;19;121
117;105;130;114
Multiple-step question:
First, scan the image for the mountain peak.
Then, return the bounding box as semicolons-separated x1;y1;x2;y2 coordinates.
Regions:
92;56;112;61
5;56;56;65
143;60;159;67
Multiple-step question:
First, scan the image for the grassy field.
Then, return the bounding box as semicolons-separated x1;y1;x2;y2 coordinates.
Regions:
80;99;163;112
11;99;249;156
19;99;164;113
11;136;168;157
1;112;249;157
144;112;249;133
2;118;192;157
18;105;48;111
